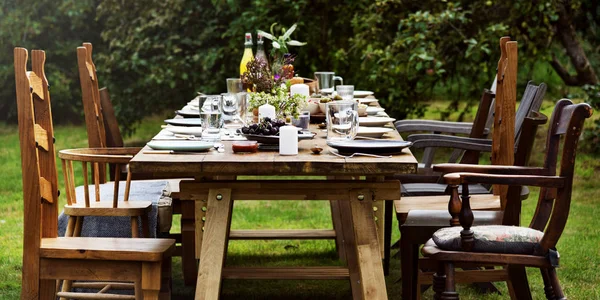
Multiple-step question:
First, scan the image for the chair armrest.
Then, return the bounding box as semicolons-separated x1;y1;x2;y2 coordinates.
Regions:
443;172;565;188
58;147;141;164
395;120;484;135
407;134;492;152
433;163;548;176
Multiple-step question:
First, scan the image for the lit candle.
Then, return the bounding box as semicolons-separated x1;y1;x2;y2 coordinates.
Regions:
290;83;310;97
258;103;276;120
279;125;298;155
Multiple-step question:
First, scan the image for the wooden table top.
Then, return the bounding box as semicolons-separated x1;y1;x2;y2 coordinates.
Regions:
129;123;417;177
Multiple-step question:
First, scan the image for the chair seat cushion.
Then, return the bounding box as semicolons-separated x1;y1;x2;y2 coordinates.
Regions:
432;225;544;255
58;180;170;238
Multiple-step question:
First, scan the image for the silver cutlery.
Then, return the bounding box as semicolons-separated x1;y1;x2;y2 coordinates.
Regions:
328;149;392;159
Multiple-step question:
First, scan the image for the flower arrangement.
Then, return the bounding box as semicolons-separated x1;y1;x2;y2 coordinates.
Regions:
248;84;306;118
241;23;307;119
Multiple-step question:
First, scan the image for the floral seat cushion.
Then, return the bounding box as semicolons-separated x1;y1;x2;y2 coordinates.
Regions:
432;225;544;255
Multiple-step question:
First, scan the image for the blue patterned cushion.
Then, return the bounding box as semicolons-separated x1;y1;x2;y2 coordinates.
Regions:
432;225;544;254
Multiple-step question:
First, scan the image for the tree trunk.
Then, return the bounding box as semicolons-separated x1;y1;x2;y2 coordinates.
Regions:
550;2;598;86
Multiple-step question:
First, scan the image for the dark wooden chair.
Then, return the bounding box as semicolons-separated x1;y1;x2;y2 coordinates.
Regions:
422;99;592;299
397;39;527;299
15;47;175;300
400;111;547;299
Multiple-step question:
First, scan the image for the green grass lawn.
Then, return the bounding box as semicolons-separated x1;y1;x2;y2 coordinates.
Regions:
1;101;600;299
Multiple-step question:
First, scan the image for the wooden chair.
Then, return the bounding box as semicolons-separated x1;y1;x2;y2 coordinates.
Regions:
422;99;592;299
15;47;175;300
399;111;547;299
397;39;526;299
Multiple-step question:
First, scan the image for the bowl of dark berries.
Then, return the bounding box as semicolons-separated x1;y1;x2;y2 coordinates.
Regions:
238;118;316;144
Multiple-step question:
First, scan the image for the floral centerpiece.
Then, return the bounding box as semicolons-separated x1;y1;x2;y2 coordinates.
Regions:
242;23;307;119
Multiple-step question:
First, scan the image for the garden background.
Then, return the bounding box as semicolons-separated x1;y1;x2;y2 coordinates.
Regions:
1;0;599;299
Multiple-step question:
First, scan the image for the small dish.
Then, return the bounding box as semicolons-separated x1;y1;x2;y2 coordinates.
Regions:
310;146;323;154
366;107;386;115
232;141;258;153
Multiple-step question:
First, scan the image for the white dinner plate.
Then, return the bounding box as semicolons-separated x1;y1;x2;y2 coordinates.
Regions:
357;126;394;138
366;107;386;115
354;90;374;98
175;109;200;118
327;140;411;155
146;140;214;151
164;118;203;127
163;125;203;136
357;98;378;105
358;117;396;127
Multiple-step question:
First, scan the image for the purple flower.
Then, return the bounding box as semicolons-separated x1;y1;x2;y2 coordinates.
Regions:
274;74;281;80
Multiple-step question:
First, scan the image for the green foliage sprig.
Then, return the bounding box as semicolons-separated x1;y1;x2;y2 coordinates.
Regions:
257;23;306;56
248;85;306;118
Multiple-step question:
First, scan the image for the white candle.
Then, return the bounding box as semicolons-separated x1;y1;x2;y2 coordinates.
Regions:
279;125;298;155
290;84;310;97
258;103;276;120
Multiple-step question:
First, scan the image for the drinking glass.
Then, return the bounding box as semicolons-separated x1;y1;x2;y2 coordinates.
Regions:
336;85;354;102
221;93;238;125
201;95;223;141
326;101;359;142
226;78;247;125
226;78;244;94
292;111;310;131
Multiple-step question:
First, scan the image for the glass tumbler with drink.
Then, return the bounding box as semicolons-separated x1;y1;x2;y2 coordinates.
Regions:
326;101;359;142
201;95;223;141
336;85;354;102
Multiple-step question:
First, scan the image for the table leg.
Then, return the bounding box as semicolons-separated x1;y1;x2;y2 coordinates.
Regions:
181;201;197;286
383;200;393;276
349;192;388;300
338;200;363;299
195;188;233;300
329;200;347;263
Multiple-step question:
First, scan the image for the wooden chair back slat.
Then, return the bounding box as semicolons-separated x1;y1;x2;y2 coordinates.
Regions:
93;162;101;201
112;164;121;207
82;162;91;207
14;47;60;297
33;123;49;151
67;160;76;204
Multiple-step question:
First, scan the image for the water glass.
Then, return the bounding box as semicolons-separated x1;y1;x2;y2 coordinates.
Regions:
336;85;354;102
326;101;359;142
221;93;238;125
201;95;223;141
292;111;310;131
226;78;244;94
225;78;247;125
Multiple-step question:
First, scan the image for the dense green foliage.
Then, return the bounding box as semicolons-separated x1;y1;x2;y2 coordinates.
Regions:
0;0;104;123
1;0;598;136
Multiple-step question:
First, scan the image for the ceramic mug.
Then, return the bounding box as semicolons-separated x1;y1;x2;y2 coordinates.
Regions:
314;71;343;93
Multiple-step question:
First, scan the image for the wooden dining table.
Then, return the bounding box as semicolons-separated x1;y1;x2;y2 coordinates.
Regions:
128;122;417;300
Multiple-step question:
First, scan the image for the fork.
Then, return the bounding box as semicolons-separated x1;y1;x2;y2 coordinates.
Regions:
329;149;392;159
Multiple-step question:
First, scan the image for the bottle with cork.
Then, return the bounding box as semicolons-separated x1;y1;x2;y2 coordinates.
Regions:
239;33;254;76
